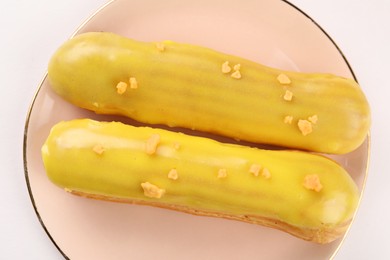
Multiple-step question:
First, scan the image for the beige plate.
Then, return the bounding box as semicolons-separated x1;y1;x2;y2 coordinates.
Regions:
23;0;370;259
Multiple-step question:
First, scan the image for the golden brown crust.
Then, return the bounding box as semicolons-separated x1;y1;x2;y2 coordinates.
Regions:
69;190;349;244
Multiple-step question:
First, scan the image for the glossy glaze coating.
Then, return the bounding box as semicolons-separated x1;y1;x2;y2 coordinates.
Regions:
48;32;370;154
42;119;359;243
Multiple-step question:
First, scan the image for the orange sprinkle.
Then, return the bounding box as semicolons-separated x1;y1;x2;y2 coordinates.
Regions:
92;144;105;155
284;115;294;124
141;182;165;198
168;169;179;180
298;119;313;136
231;70;241;79
222;61;232;74
277;73;291;84
129;77;138;89
303;174;323;192
283;90;293;101
261;168;271;179
308;115;318;124
116;81;128;94
173;142;181;150
233;64;241;71
217;168;227;178
249;164;261;177
155;42;165;51
145;134;160;155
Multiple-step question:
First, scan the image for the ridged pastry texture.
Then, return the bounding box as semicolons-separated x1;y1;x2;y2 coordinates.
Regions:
47;32;370;154
41;119;360;244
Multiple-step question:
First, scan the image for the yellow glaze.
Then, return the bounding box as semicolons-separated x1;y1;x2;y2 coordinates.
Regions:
42;119;359;243
47;32;370;154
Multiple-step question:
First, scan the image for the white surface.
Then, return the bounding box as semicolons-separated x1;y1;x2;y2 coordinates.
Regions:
1;0;388;259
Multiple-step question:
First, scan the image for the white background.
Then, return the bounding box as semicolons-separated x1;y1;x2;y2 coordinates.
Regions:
1;0;389;259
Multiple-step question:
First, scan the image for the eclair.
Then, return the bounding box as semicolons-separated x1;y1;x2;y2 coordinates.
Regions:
47;32;370;154
42;119;360;244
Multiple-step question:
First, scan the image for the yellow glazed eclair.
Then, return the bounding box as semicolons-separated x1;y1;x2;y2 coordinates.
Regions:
47;32;370;154
41;119;359;244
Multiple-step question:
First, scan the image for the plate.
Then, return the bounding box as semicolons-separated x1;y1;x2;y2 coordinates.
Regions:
23;0;369;259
